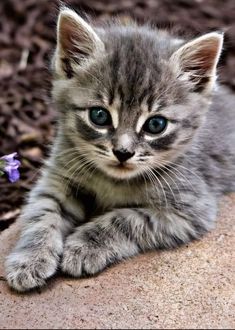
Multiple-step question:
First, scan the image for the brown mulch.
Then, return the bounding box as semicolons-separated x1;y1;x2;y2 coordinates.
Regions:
0;0;235;229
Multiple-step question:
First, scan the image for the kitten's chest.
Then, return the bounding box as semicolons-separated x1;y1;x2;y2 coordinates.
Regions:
75;174;148;210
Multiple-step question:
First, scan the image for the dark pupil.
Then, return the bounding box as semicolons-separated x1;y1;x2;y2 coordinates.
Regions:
90;108;109;126
145;116;167;134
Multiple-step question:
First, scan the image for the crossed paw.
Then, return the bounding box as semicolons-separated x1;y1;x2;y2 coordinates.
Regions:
5;227;116;292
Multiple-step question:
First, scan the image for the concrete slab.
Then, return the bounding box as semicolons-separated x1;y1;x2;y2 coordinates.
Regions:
0;195;234;329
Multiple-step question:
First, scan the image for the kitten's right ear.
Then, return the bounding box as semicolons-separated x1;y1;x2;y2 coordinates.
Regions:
54;8;104;78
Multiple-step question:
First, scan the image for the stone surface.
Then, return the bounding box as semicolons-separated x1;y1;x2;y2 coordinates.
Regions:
0;195;234;329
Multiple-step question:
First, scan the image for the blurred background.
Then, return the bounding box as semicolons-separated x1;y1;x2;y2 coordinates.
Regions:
0;0;235;228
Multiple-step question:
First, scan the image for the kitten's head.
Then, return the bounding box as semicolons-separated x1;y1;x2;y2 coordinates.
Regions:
52;8;223;180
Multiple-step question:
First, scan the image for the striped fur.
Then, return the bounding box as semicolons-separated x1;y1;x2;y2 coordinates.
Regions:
5;8;235;292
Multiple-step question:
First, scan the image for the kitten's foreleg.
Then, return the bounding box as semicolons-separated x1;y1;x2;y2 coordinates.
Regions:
62;207;206;277
5;181;83;292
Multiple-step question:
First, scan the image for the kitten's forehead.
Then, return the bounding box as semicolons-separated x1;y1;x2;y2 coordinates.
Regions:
104;31;162;107
96;27;187;113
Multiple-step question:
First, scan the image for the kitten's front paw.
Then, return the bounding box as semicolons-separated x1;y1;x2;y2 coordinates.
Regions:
5;251;59;292
61;233;113;277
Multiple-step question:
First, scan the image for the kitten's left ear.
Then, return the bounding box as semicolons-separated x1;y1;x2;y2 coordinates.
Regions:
54;7;104;78
170;32;223;93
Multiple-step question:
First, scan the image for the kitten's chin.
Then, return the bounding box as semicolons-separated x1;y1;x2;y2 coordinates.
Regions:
102;163;142;180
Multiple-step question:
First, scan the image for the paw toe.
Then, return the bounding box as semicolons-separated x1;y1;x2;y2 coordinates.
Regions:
6;268;45;292
61;246;83;277
5;254;58;292
61;244;109;277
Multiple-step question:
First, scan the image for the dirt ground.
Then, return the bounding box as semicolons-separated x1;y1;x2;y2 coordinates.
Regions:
0;0;235;227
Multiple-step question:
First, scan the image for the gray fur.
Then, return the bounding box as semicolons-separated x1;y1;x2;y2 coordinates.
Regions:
5;9;235;292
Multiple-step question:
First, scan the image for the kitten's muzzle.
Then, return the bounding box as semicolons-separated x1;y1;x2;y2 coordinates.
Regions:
112;149;135;163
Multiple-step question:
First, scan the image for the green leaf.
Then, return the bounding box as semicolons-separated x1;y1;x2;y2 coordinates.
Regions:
0;159;6;169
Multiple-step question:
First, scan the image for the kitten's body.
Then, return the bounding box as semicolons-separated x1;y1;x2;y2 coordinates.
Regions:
5;9;235;292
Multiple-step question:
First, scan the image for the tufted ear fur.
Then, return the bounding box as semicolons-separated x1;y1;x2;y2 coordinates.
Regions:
170;32;223;93
54;7;104;78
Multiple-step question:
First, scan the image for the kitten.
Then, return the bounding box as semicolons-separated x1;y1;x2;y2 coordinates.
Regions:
5;8;235;292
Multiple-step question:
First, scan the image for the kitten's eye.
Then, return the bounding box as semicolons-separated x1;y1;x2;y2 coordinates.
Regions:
89;107;112;127
143;116;167;134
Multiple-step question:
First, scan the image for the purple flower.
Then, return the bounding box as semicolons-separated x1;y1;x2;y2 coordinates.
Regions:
0;152;21;183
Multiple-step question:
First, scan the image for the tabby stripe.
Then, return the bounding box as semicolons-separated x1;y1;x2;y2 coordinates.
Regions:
111;216;135;241
191;220;208;237
95;144;108;152
76;117;103;140
36;192;80;223
69;104;87;112
109;48;120;105
138;87;150;105
82;224;105;246
139;151;152;157
108;87;115;105
210;153;224;163
62;58;73;79
134;209;154;231
170;235;186;247
149;132;177;150
147;93;156;111
118;84;125;111
42;208;56;213
181;119;199;130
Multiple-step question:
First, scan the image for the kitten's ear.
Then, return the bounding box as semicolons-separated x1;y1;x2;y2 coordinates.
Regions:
54;8;104;78
170;32;223;93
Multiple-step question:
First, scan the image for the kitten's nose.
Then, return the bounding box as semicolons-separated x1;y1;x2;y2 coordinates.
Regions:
112;149;135;163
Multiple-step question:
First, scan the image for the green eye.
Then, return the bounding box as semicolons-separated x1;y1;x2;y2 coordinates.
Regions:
143;116;167;134
89;107;112;126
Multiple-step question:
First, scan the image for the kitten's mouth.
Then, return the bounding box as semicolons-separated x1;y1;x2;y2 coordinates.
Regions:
103;161;139;179
110;162;135;171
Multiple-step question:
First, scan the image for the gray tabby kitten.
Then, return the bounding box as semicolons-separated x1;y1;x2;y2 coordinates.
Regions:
5;8;235;292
